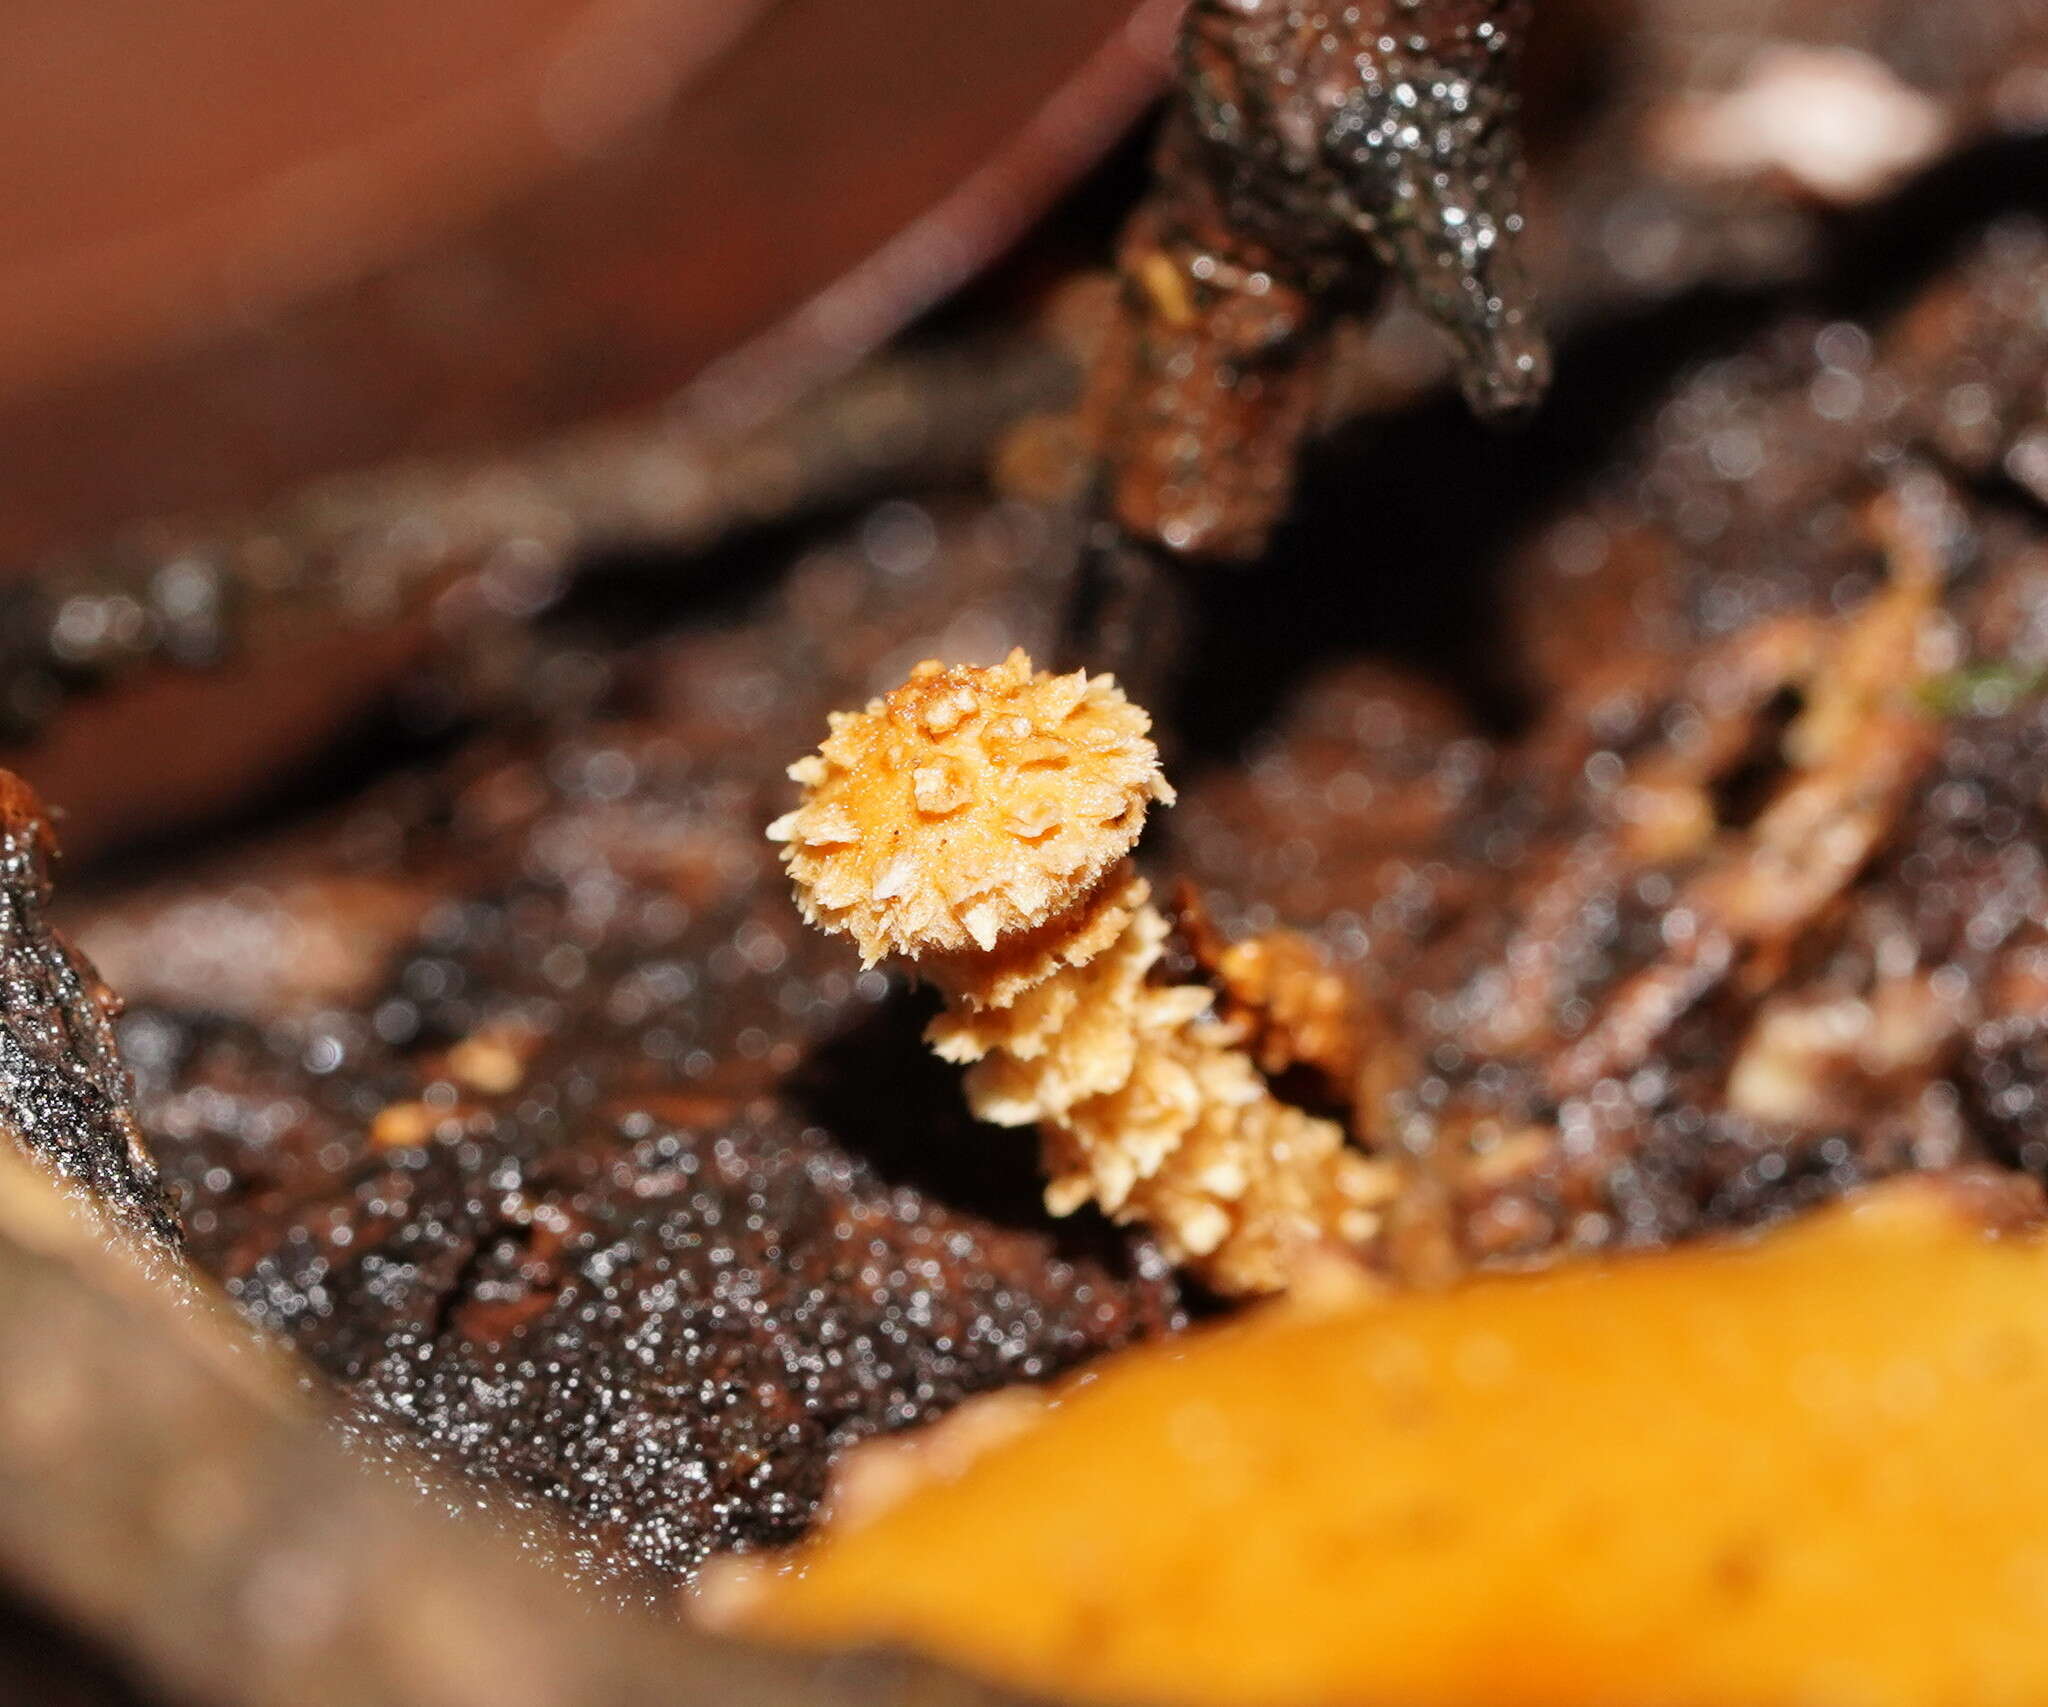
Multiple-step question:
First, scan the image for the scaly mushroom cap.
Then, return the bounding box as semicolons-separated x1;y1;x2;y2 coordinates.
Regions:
769;649;1172;965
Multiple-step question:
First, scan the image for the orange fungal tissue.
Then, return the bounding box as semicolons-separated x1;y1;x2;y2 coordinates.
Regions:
770;649;1389;1294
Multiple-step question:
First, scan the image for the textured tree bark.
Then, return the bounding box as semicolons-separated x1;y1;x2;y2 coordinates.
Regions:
0;766;1042;1704
0;336;1069;858
0;770;180;1255
0;1143;1046;1707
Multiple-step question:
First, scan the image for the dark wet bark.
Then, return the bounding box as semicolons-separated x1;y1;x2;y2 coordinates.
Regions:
0;772;178;1255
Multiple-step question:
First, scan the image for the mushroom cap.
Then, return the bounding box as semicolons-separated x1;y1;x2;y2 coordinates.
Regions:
769;649;1171;965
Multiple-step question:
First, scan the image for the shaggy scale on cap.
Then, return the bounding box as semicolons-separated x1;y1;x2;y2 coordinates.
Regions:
768;650;1171;967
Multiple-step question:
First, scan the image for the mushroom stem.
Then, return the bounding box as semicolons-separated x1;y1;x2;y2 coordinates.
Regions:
928;861;1387;1294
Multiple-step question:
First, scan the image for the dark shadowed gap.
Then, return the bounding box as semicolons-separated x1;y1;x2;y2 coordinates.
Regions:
1169;131;2048;769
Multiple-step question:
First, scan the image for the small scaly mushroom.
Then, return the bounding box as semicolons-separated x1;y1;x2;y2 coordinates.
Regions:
769;649;1386;1294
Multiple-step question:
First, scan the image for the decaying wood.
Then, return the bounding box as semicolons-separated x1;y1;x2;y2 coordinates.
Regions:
0;1142;1046;1707
0;770;179;1255
0;337;1069;745
0;768;1047;1705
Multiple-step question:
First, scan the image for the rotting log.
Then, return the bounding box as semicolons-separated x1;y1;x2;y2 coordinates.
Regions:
0;1140;1047;1707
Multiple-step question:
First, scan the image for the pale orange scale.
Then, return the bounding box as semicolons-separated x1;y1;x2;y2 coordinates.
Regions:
771;649;1166;962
